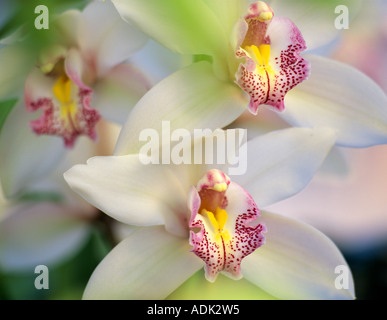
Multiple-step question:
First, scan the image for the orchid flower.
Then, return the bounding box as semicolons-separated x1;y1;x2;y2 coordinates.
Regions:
0;0;151;198
64;126;355;299
110;0;387;158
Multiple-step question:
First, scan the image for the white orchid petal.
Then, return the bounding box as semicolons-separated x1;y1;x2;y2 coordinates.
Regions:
266;145;387;250
92;63;151;124
231;127;336;208
0;101;65;198
114;61;247;155
64;155;187;230
24;67;55;104
78;0;148;77
242;211;355;300
0;203;90;272
83;226;202;300
64;48;88;89
281;54;387;147
271;0;363;50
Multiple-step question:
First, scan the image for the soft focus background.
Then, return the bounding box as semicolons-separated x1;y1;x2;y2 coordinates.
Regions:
0;0;386;300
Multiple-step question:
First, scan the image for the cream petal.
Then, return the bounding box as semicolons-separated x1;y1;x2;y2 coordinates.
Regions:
0;101;65;198
64;155;188;234
270;0;363;50
83;226;202;300
77;0;148;77
114;61;247;155
230;127;336;207
281;54;387;147
242;211;355;300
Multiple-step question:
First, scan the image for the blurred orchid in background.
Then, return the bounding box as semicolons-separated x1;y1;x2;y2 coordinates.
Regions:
0;0;151;198
0;0;148;299
0;121;121;295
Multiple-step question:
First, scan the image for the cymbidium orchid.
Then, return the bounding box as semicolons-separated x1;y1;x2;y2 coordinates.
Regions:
64;126;355;300
110;0;387;158
0;0;151;198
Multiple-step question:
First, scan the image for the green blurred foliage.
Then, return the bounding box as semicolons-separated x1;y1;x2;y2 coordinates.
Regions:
18;191;63;204
0;0;91;64
0;0;90;40
167;270;278;300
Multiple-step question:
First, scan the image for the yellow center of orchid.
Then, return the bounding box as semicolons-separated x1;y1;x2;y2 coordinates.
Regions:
199;181;231;241
53;75;77;120
201;207;231;242
245;44;271;67
243;44;276;104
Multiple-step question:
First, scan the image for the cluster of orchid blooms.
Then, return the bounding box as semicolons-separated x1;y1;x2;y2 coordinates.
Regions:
1;0;387;300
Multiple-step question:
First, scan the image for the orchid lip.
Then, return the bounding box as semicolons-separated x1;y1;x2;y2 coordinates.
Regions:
188;169;266;282
235;1;310;114
25;55;101;148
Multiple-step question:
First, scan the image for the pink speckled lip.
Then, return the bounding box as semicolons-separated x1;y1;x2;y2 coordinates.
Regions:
234;2;310;115
24;49;100;148
188;170;266;282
